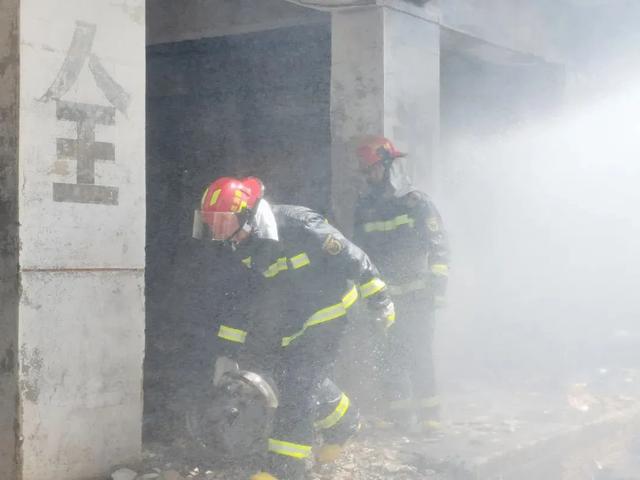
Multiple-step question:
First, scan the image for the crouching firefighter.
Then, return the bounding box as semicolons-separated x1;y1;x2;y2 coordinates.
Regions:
193;176;396;480
353;136;451;434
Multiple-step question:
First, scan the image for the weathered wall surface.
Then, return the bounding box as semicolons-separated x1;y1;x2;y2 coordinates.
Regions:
19;271;145;478
14;0;146;478
0;1;20;477
330;7;385;232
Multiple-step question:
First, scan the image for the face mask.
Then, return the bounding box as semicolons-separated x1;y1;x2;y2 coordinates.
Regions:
249;199;279;241
388;158;414;198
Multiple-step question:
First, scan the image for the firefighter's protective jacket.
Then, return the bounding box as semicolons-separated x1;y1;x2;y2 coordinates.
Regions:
216;204;391;355
353;190;450;298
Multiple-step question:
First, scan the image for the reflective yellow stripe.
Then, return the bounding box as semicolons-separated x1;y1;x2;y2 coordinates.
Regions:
281;286;358;347
262;254;311;278
241;257;252;268
359;277;386;298
217;325;247;344
268;438;312;459
363;214;415;233
209;188;222;207
430;264;449;277
290;252;311;269
315;393;350;430
388;278;429;296
419;396;441;409
386;310;396;327
263;257;288;278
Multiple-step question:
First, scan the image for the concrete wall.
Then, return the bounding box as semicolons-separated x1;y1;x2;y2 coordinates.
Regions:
330;7;384;231
147;0;326;45
0;1;20;477
0;0;146;478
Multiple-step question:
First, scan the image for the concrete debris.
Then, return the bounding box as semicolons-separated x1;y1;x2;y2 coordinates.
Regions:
111;468;139;480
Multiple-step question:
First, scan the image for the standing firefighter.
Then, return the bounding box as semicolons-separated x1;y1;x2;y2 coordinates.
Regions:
353;136;450;433
194;176;395;480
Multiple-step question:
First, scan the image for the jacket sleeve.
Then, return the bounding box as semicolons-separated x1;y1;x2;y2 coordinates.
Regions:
229;250;299;360
214;252;278;358
422;197;451;297
305;212;392;307
212;256;255;357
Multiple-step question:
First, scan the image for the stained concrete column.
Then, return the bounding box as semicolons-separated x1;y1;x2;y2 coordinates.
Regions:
330;2;441;231
0;1;145;479
0;1;20;479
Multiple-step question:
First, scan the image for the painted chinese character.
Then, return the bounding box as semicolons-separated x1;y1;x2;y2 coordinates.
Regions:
40;21;130;206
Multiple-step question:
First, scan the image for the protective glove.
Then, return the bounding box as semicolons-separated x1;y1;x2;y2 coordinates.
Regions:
368;297;396;332
430;267;448;309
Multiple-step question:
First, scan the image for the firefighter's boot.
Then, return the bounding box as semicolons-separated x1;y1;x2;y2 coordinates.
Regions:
387;397;420;434
316;443;344;464
418;396;443;436
251;473;279;480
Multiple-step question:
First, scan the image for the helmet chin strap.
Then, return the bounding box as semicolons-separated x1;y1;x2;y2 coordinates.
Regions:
372;147;413;198
221;229;243;250
220;199;261;250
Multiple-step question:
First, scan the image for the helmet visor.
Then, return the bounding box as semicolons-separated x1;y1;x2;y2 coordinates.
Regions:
388;157;413;197
194;210;242;241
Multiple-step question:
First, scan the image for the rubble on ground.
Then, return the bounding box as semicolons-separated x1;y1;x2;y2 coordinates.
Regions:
132;372;640;480
136;431;449;480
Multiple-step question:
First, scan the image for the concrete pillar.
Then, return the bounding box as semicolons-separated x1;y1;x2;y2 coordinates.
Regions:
0;1;145;478
0;2;20;478
330;2;440;231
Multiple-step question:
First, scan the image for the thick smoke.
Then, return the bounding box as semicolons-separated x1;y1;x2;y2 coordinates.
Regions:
438;2;640;392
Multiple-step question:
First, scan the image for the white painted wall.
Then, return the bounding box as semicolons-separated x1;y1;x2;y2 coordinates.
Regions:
12;0;145;478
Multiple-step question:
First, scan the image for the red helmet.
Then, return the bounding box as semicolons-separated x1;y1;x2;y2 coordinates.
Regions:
198;176;264;241
356;136;406;171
